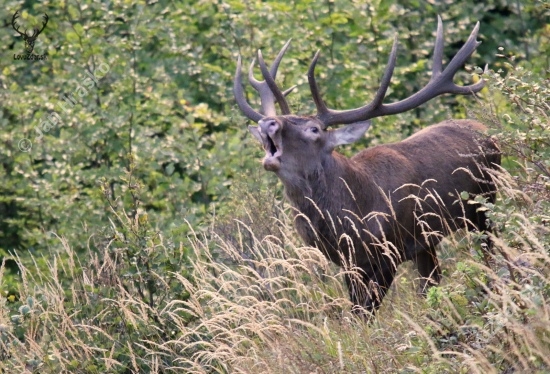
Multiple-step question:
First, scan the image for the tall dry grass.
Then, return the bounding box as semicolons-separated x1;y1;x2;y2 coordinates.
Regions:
0;179;459;373
1;145;549;373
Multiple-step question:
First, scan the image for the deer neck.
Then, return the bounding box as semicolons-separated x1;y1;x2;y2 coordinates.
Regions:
278;151;376;218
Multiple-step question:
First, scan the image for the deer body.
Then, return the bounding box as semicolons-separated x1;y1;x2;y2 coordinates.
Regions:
233;17;500;313
280;119;498;310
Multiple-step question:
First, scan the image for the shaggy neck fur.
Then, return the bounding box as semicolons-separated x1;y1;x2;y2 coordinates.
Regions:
276;150;381;262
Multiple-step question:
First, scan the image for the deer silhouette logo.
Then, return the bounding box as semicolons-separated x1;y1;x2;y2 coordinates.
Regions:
12;10;49;54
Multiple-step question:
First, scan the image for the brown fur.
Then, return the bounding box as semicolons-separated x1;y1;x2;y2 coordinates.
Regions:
253;116;500;313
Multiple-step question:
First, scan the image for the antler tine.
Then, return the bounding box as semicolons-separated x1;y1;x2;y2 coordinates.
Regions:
31;13;49;37
248;39;291;87
312;35;399;127
248;59;277;116
12;10;24;35
235;40;295;122
247;39;294;116
369;35;399;112
270;38;291;79
307;50;328;117
258;50;292;115
431;15;444;78
234;55;264;123
312;17;485;127
434;20;484;94
283;85;297;97
39;13;49;33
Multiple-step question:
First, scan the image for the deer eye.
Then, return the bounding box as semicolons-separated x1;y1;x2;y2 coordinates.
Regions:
309;127;319;134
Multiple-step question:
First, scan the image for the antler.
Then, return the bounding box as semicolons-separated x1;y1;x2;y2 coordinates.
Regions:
31;13;49;38
11;11;49;39
234;39;296;122
256;48;293;115
11;10;25;36
248;39;296;116
308;16;486;127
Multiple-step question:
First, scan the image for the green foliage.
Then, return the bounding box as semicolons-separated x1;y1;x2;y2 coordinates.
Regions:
0;164;200;373
0;0;549;372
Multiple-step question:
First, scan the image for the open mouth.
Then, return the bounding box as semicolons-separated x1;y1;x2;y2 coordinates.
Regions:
262;134;282;172
263;132;282;159
266;134;278;157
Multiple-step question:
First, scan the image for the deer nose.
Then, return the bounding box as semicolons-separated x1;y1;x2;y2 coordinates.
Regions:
259;119;280;136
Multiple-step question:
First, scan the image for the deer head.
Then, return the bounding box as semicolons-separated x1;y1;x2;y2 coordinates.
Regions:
12;10;49;54
234;16;485;176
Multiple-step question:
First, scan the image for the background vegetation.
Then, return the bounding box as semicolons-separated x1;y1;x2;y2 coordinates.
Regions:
0;0;548;372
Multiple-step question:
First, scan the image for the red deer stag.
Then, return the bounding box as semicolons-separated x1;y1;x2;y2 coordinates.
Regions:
233;17;500;315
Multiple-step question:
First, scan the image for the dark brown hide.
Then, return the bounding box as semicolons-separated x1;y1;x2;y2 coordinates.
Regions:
273;118;499;312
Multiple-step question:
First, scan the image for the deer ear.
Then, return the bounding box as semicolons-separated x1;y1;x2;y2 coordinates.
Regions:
248;125;263;144
328;120;371;148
